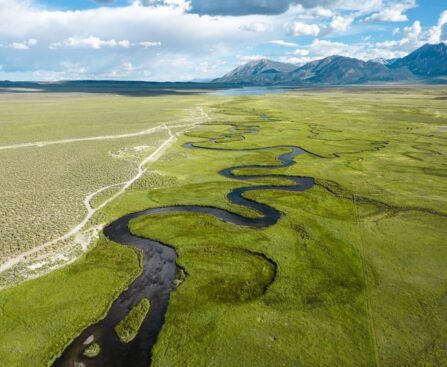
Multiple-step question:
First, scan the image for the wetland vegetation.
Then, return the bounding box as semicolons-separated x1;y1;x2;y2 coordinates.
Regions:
83;343;101;358
115;298;151;343
0;86;446;366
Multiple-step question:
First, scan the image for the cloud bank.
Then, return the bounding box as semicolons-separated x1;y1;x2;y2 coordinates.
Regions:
0;0;445;81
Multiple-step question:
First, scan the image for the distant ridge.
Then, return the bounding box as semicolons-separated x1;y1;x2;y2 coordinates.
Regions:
215;59;298;84
388;42;447;77
213;43;447;85
287;55;412;84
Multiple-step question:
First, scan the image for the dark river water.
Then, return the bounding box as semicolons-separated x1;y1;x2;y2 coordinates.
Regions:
53;123;315;367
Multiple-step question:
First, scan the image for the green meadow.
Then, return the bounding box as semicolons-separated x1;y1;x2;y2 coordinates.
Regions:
0;87;446;366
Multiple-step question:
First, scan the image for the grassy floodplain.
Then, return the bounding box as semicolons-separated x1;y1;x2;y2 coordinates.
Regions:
0;86;446;366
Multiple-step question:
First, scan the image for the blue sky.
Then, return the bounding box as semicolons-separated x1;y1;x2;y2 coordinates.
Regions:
0;0;446;81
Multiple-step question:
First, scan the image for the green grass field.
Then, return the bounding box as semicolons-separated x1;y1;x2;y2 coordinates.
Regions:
0;87;446;366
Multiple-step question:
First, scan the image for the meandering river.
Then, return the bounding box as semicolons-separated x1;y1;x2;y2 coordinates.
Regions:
54;123;315;367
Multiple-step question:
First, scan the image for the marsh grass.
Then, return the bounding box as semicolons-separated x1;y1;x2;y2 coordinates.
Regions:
83;343;100;358
115;298;150;343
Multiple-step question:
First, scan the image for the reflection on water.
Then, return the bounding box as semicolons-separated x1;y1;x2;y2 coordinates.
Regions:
210;87;289;96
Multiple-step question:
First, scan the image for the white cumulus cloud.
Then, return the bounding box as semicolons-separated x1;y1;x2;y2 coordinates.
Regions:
240;23;268;33
286;21;320;36
268;39;299;47
139;41;162;47
10;38;37;50
330;15;354;32
50;36;131;49
364;1;416;22
425;10;447;44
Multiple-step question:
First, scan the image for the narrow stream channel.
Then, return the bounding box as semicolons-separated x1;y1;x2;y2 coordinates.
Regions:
54;123;315;367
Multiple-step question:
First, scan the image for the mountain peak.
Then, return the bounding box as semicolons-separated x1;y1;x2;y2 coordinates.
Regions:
247;58;272;64
213;58;297;83
213;43;447;85
389;42;447;76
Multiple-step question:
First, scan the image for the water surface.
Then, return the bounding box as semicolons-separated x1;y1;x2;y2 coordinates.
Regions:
210;87;288;96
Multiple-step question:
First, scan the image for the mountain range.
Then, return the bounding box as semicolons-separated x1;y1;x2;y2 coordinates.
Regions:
213;43;447;85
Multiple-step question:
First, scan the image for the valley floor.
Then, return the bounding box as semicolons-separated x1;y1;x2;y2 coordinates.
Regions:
0;87;446;366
